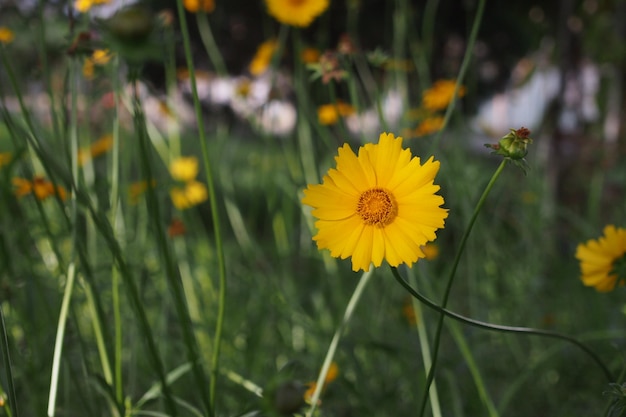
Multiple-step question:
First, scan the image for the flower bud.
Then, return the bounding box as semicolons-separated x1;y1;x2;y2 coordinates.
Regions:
485;127;533;160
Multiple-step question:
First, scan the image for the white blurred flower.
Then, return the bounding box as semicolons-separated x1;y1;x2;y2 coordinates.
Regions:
252;100;297;137
230;75;272;118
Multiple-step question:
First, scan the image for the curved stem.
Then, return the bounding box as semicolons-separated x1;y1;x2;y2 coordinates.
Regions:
196;12;227;76
391;267;614;382
417;159;507;416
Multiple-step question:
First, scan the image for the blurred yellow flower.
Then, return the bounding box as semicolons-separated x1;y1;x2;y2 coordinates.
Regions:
78;134;114;165
575;225;626;292
265;0;329;27
75;0;111;13
83;59;95;79
317;101;355;125
91;49;112;65
170;156;199;182
0;27;14;45
0;153;12;168
249;39;278;76
302;132;448;272
183;0;215;13
128;179;156;205
422;80;466;112
13;176;67;201
421;242;439;260
413;116;444;137
170;181;208;210
304;362;339;404
301;47;321;64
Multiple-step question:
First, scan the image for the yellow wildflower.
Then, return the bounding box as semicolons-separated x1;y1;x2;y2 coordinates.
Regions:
422;80;466;112
302;132;448;272
304;362;339;404
0;27;14;45
301;47;321;64
128;179;156;205
75;0;111;13
170;156;199;182
575;225;626;292
170;181;208;210
317;101;355;125
249;39;278;76
13;176;67;201
78;134;114;165
265;0;329;27
183;0;215;13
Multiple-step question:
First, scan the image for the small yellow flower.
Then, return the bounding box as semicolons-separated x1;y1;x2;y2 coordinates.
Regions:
413;116;444;137
91;49;112;65
0;27;14;45
302;132;448;272
74;0;111;13
421;243;439;260
170;181;208;210
301;47;321;64
83;58;95;79
304;362;339;404
265;0;329;27
78;134;114;165
249;39;278;76
170;156;199;182
128;179;156;205
575;225;626;292
317;101;355;125
183;0;215;13
12;178;32;198
0;152;12;168
422;80;466;112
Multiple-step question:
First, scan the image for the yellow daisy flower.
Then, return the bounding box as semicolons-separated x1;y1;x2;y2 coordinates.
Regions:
302;132;448;272
422;79;466;112
265;0;329;27
74;0;111;13
575;225;626;292
249;39;278;76
183;0;215;13
317;101;355;125
170;156;199;182
0;27;14;45
170;181;208;210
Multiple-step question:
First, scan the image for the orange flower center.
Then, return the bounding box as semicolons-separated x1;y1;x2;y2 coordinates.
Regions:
288;0;306;5
356;188;397;227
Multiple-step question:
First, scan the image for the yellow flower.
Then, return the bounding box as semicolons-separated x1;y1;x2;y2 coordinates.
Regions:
575;225;626;292
91;49;112;65
183;0;215;13
128;179;156;205
317;101;355;125
170;156;199;182
422;80;466;112
304;362;339;404
78;134;114;165
12;176;67;201
0;152;12;168
302;132;448;272
83;58;95;79
412;116;444;137
265;0;329;27
421;242;439;260
170;181;208;210
0;27;14;45
249;39;278;76
74;0;111;13
301;47;321;64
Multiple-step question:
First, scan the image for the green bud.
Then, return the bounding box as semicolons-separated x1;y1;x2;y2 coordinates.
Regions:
485;127;533;160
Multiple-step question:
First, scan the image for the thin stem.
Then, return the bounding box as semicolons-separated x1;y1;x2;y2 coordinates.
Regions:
391;267;614;382
0;306;18;417
176;2;228;415
196;12;227;76
417;159;507;416
305;268;375;417
430;0;485;150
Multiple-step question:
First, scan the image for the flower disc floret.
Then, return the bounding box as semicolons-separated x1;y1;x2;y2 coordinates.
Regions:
302;132;448;272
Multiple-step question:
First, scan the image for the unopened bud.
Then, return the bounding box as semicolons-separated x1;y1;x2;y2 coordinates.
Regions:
485;127;533;160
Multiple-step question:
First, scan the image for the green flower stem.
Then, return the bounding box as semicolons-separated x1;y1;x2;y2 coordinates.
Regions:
431;0;485;149
414;159;508;416
407;272;442;417
196;12;227;76
176;2;228;415
305;268;375;417
0;306;17;417
391;267;614;383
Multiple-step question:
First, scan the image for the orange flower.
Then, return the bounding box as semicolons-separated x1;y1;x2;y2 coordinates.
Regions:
0;27;14;45
128;179;156;205
168;218;187;237
317;101;355;125
183;0;215;13
78;134;114;165
422;80;466;112
304;362;339;404
13;176;67;201
249;39;278;76
301;47;321;64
